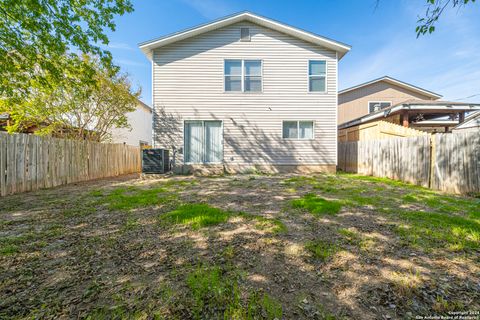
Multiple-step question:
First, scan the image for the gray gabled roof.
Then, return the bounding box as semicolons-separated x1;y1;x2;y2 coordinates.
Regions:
339;76;443;99
139;11;351;60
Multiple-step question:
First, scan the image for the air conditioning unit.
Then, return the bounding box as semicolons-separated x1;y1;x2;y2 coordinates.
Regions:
142;149;170;174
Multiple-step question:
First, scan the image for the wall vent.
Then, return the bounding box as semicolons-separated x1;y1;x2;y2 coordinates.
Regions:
240;28;250;42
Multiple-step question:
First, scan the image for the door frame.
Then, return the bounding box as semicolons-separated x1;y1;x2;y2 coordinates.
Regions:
183;119;224;164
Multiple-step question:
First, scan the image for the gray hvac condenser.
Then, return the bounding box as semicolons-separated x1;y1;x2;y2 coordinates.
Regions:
142;149;170;173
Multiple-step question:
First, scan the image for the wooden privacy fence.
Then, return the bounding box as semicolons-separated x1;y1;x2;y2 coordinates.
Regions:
338;132;480;194
0;132;141;196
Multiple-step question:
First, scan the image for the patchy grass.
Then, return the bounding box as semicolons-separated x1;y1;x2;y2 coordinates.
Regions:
1;173;479;319
102;186;173;211
432;296;465;313
402;192;480;218
253;217;287;234
291;193;342;216
388;269;423;299
338;228;376;252
159;204;231;229
1;233;35;247
222;245;235;260
155;178;198;188
285;174;480;253
305;240;338;261
186;264;282;319
186;264;229;317
338;228;361;244
395;211;480;252
0;244;19;256
122;216;140;232
239;212;287;234
342;174;423;190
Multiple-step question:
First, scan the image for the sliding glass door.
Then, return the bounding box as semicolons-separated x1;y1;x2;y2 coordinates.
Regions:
184;120;223;164
184;121;203;163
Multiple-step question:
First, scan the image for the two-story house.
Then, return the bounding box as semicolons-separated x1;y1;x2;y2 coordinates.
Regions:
337;76;480;140
139;12;350;174
338;76;442;125
109;99;152;147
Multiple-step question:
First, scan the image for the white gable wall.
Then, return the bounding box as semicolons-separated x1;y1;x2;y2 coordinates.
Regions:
152;21;338;171
110;104;152;146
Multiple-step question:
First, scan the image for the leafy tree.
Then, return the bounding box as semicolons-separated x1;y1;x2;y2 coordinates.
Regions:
416;0;476;36
0;0;134;100
1;55;141;142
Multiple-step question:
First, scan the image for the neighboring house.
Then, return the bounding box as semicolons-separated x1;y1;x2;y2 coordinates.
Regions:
338;100;480;142
110;99;152;147
338;76;442;125
337;76;480;141
139;12;351;174
452;111;480;133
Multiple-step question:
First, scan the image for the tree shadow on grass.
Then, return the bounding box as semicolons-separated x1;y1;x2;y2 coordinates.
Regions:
0;174;478;319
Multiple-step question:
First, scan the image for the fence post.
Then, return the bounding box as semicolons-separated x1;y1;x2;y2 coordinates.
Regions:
428;135;435;189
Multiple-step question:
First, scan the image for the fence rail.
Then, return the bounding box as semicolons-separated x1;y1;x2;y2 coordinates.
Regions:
338;132;480;194
0;132;141;196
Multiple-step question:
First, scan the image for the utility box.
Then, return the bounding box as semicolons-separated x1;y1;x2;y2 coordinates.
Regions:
142;149;170;174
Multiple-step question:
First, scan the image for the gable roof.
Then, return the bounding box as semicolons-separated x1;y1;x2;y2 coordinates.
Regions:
339;76;443;99
139;11;351;60
137;99;152;113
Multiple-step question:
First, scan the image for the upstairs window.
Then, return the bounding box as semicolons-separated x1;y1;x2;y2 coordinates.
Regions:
224;60;242;92
369;101;391;113
282;121;314;139
224;60;262;92
244;60;261;92
308;60;326;92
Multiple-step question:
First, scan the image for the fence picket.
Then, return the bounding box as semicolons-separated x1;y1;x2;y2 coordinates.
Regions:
338;132;479;194
0;133;5;196
0;132;141;196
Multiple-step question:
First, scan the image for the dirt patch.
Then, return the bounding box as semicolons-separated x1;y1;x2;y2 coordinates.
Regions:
0;173;479;319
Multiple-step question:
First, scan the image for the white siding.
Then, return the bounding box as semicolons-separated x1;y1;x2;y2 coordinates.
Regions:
152;22;338;166
110;103;152;146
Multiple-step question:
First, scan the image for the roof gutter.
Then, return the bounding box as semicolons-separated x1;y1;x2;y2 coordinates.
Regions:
338;105;405;129
338;104;480;129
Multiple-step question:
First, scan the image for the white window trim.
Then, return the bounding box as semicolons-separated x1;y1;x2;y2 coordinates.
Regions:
183;120;224;164
368;101;392;113
224;59;263;93
307;60;327;94
224;59;242;92
282;120;315;140
240;27;251;42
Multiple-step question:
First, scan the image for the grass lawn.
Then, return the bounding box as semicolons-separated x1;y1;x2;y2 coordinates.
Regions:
0;173;479;319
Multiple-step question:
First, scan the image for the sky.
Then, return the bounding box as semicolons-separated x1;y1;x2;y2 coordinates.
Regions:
104;0;480;106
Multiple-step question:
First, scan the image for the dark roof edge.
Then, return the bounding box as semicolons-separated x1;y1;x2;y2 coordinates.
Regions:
339;76;443;98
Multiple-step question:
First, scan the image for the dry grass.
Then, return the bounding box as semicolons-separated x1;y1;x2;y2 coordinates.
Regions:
0;173;479;319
